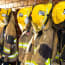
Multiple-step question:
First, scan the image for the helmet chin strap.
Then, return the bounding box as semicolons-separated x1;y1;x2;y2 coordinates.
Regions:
42;7;48;29
18;23;28;33
3;18;8;25
18;23;23;32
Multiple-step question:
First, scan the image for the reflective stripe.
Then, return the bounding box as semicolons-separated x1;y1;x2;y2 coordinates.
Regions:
55;52;63;61
3;47;10;54
19;42;28;48
55;52;60;59
55;55;59;59
2;63;4;65
45;58;51;65
25;61;38;65
2;54;5;57
0;22;6;26
42;8;48;29
60;59;63;62
25;63;35;65
14;38;17;43
2;51;18;59
8;51;18;59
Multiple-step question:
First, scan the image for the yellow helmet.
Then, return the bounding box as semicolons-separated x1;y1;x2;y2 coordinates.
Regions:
52;1;65;24
32;3;52;32
17;6;32;31
0;8;11;22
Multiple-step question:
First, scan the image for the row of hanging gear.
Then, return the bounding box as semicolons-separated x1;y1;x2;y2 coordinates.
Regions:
0;0;65;65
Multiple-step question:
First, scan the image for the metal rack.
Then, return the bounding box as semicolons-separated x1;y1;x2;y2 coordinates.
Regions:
0;0;53;8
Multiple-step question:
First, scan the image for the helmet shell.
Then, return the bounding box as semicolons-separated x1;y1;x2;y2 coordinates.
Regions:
52;1;65;24
0;8;11;22
32;3;52;32
17;6;32;31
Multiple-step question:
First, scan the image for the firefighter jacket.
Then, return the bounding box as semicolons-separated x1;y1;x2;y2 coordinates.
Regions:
24;20;58;65
2;13;18;62
18;27;33;64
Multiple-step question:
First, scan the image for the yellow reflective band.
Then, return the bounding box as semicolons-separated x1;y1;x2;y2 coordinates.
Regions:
25;60;38;65
19;42;28;48
2;54;5;57
3;47;10;54
31;61;38;65
14;38;17;43
45;58;51;65
55;55;59;60
0;22;6;26
60;59;63;62
55;52;60;60
8;51;18;59
55;51;63;62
